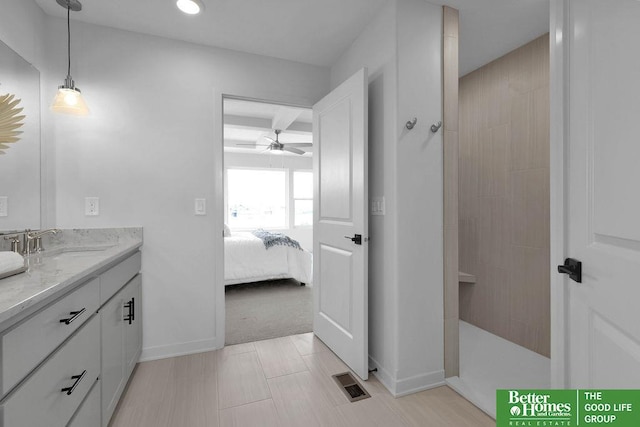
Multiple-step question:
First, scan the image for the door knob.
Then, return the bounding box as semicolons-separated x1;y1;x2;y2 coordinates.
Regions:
344;234;362;245
557;258;582;283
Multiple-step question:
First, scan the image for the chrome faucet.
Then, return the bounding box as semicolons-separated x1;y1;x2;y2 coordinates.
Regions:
26;229;59;255
3;235;21;253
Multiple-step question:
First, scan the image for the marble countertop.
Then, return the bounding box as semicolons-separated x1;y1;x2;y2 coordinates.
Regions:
0;228;143;327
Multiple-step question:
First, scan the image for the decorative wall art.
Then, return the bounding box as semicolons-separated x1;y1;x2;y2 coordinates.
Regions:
0;92;25;155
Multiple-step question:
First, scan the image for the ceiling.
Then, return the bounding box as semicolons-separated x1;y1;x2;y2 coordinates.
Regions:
223;99;312;157
35;0;549;78
34;0;387;67
443;0;550;76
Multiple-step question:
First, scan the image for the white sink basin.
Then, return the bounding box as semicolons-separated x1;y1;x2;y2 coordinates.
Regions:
47;245;114;261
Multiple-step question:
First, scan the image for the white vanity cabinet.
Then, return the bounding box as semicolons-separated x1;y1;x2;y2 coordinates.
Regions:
100;252;142;426
0;248;143;427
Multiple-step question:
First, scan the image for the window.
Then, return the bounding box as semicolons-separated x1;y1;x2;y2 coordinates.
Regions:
293;171;313;227
227;169;287;229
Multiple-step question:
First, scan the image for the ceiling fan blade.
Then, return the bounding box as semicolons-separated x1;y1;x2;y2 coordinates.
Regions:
283;142;313;147
235;143;269;146
283;146;305;155
272;106;304;131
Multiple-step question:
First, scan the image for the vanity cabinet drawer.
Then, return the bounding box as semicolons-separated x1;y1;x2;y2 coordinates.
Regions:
100;251;141;305
68;379;101;427
0;315;100;427
0;278;99;397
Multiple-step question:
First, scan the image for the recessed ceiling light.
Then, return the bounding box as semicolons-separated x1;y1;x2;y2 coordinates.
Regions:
176;0;204;15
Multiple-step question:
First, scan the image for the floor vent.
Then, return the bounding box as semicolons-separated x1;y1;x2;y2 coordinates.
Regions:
332;372;371;402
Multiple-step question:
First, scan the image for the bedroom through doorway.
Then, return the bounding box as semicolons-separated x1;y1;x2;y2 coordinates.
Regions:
222;98;314;346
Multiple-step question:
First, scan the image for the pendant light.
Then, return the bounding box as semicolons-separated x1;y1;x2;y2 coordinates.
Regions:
51;0;89;116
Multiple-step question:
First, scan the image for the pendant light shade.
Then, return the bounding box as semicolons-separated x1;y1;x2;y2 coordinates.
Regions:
51;77;89;115
51;0;89;116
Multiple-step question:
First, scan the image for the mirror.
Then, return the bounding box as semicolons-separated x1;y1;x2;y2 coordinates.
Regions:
0;39;41;231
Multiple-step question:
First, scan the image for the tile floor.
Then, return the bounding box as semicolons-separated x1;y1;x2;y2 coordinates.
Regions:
111;333;494;426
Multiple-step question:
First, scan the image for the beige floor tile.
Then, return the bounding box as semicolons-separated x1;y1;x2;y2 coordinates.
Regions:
277;407;346;427
219;342;256;357
110;404;169;427
300;353;351;406
219;399;279;427
254;336;308;378
111;337;498;427
336;395;409;427
302;349;349;376
217;350;271;409
268;371;341;425
290;332;330;356
111;352;219;427
361;374;392;396
393;386;495;427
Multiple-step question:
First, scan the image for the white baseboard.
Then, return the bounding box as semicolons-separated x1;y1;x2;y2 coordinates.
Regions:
368;355;396;395
140;338;220;362
394;369;445;397
368;356;445;397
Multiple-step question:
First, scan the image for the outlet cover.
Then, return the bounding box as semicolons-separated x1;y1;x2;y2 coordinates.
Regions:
85;197;100;216
195;198;206;215
371;197;385;216
0;197;7;217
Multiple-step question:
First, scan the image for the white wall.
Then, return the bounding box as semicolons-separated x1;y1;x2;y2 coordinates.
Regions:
394;0;444;393
330;0;444;396
44;18;330;360
224;151;313;250
0;0;46;67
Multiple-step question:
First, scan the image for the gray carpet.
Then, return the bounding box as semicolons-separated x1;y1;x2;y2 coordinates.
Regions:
225;279;313;345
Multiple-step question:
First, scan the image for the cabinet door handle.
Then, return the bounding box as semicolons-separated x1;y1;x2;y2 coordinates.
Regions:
59;308;86;325
124;298;134;325
61;370;87;395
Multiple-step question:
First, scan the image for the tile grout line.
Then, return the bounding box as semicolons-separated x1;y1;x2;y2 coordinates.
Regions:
219;396;275;412
214;350;221;427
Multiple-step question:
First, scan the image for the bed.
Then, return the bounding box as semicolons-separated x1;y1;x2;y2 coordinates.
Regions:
224;231;312;286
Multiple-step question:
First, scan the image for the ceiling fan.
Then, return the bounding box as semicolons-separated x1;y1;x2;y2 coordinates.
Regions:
239;129;312;155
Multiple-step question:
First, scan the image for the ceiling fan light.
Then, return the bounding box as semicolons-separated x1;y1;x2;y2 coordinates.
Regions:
177;0;204;15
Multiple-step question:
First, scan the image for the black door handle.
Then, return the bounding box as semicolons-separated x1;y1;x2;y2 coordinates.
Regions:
344;234;362;245
557;258;582;283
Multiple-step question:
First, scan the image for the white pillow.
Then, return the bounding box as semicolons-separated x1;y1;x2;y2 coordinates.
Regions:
223;223;231;237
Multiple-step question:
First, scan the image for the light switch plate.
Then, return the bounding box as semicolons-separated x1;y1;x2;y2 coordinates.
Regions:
85;197;100;216
371;197;385;216
195;198;206;216
0;197;7;217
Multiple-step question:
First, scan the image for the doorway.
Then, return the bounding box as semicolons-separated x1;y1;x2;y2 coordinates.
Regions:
442;9;552;418
222;98;315;346
213;68;369;380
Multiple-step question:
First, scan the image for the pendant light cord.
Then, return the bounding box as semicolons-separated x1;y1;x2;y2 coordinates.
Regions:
67;5;71;78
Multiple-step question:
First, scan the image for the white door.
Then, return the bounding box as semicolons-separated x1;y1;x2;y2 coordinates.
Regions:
564;0;640;387
313;68;369;380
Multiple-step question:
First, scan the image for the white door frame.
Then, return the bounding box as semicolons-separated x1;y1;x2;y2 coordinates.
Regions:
212;88;314;349
549;0;568;388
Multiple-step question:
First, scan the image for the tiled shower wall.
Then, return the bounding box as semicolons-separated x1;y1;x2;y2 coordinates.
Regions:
458;34;550;357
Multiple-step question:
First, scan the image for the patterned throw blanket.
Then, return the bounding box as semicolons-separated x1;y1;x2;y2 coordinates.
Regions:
252;229;303;251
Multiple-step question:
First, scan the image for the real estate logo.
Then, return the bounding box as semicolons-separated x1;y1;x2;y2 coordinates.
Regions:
498;390;574;425
497;389;640;427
